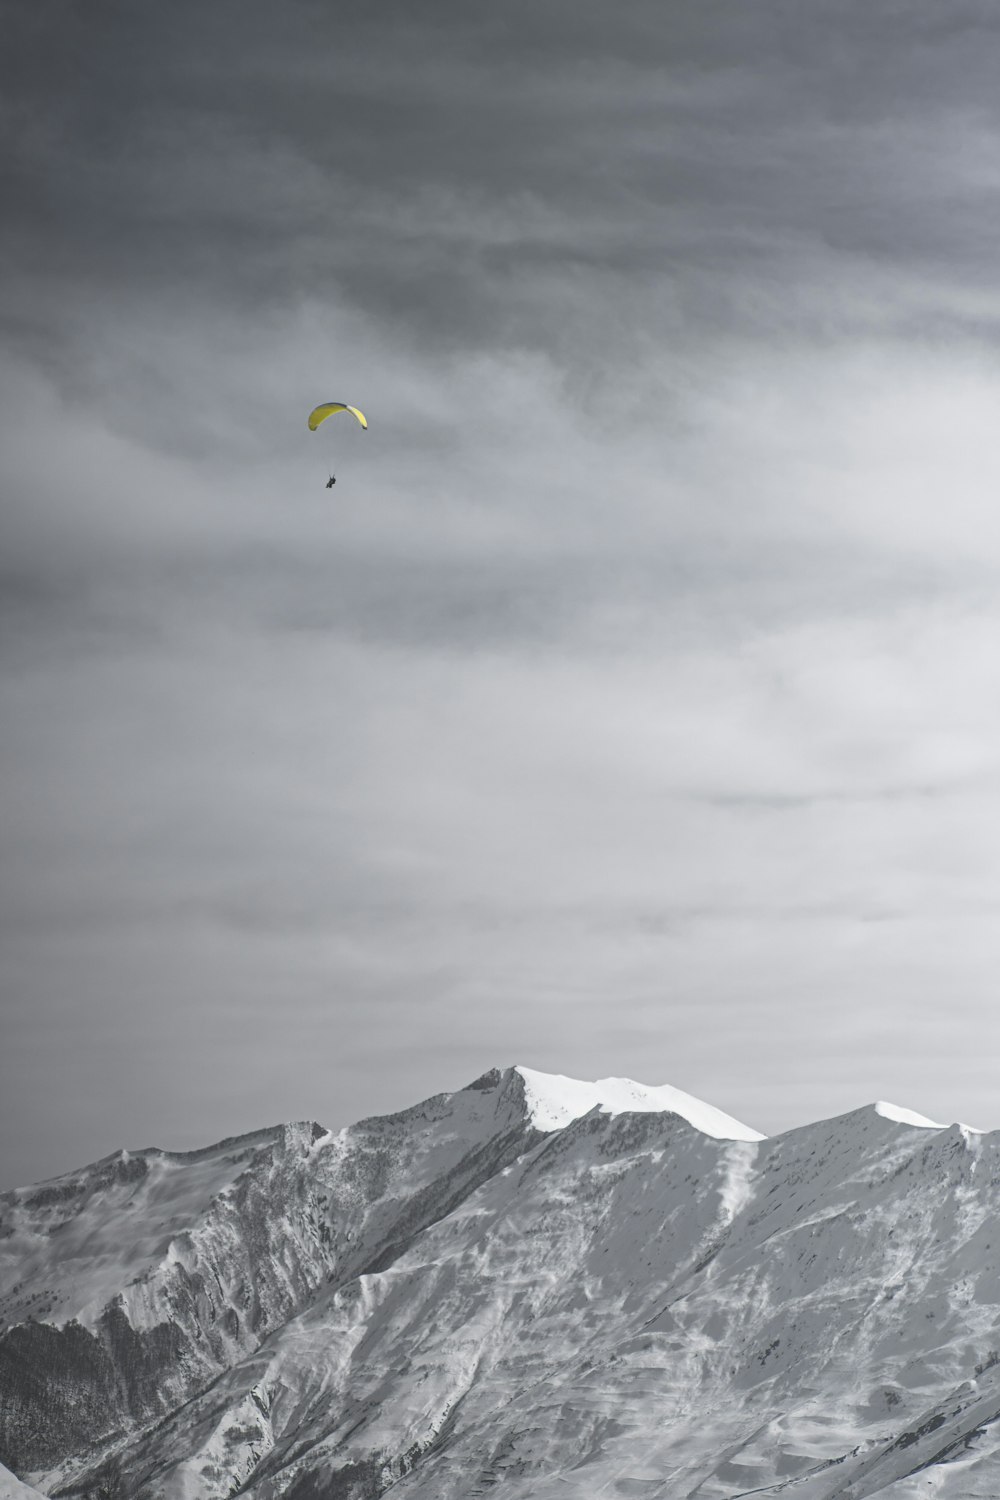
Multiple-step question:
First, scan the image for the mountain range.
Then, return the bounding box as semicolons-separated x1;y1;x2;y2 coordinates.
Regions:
2;1064;999;1499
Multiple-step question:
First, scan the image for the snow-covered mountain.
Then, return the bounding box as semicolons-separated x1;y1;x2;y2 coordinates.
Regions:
2;1065;999;1499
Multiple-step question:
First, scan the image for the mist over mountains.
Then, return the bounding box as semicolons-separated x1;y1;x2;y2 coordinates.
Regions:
2;1065;999;1499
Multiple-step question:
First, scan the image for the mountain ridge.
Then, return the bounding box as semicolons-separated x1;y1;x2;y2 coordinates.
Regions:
2;1065;998;1499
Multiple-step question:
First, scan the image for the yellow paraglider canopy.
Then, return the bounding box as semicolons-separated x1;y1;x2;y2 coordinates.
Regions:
307;403;368;431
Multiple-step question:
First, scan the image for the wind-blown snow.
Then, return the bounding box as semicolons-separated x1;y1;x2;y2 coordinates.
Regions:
515;1064;765;1140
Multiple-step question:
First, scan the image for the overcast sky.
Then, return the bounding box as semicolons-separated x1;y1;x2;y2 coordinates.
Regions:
3;1;1000;1188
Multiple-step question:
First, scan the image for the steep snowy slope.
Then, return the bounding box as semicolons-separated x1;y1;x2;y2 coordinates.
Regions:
6;1068;998;1500
0;1464;48;1500
0;1126;285;1331
0;1068;548;1479
58;1097;1000;1500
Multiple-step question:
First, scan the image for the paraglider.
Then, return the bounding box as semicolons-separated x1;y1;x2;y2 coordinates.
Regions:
308;403;368;432
308;402;367;488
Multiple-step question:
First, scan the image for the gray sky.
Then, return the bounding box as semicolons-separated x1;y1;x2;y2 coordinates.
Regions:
4;1;1000;1188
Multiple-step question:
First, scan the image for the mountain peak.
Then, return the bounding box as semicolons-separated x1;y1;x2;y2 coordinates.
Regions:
9;1067;1000;1498
512;1065;765;1141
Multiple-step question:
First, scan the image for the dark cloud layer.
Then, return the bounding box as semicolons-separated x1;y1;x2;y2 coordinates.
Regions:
4;1;1000;1187
7;3;1000;352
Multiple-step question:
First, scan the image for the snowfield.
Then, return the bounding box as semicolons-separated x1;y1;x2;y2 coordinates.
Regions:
516;1065;766;1139
0;1464;47;1500
2;1066;999;1499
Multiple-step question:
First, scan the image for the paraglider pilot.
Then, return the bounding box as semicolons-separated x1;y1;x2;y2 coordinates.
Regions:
307;403;366;489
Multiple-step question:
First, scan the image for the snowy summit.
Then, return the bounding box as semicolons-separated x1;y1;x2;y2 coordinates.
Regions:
514;1064;765;1140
